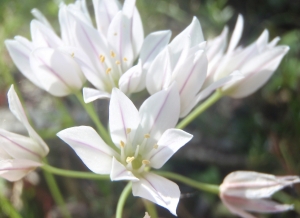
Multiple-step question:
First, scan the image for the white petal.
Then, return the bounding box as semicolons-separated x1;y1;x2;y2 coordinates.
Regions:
220;195;257;218
0;129;42;162
197;71;243;102
107;11;134;72
83;87;111;103
227;15;244;53
109;88;140;147
57;126;116;174
0;147;11;160
59;3;77;46
132;172;180;216
226;46;289;98
0;159;41;182
172;50;208;118
31;8;53;30
66;46;107;91
122;0;143;59
119;60;144;94
221;171;300;199
73;13;109;81
131;7;144;59
122;0;144;59
146;48;172;95
92;0;120;35
7;85;49;156
30;20;63;48
169;17;204;55
148;129;192;169
206;26;228;62
5;38;43;89
110;157;138;181
137;84;180;152
30;48;84;96
221;194;293;218
140;30;172;71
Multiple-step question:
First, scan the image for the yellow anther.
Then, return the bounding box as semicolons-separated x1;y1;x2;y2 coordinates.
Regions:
110;51;116;58
123;57;128;62
106;68;112;74
99;55;105;63
126;156;135;163
71;52;75;57
120;140;125;148
153;144;158;149
142;160;150;165
126;128;131;134
114;32;117;36
115;60;120;65
144;134;150;139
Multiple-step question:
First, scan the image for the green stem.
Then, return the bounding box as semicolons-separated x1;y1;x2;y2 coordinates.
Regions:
0;192;22;218
156;171;219;194
41;164;110;180
143;200;158;218
176;90;223;129
42;159;71;218
74;91;113;145
116;182;132;218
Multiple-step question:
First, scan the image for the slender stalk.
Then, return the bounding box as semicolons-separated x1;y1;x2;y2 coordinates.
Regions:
176;91;223;129
0;192;22;218
74;91;113;146
116;182;132;218
156;171;219;194
42;164;110;180
143;200;158;218
42;159;71;218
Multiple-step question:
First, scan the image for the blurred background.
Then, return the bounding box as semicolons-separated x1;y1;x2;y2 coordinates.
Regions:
0;0;300;217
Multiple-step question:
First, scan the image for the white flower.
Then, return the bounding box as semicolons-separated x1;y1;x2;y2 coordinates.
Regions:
57;84;193;215
220;171;300;218
62;0;171;102
204;15;289;98
5;4;86;97
146;17;241;118
0;85;49;181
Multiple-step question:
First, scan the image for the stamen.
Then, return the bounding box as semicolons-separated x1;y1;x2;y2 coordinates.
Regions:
126;156;135;163
123;57;128;62
115;60;120;65
114;32;117;36
110;51;116;58
99;55;105;63
106;68;112;74
153;144;158;149
138;160;151;173
120;140;125;148
71;52;75;57
126;128;131;134
134;145;140;158
142;160;150;165
144;134;150;139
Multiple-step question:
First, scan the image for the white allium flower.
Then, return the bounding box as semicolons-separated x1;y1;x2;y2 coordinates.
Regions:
220;171;300;218
0;86;49;181
57;84;193;215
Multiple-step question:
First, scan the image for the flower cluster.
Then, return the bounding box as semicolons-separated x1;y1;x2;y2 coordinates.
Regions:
1;0;298;217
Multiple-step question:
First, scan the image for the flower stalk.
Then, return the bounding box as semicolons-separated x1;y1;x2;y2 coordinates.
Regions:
176;90;223;129
156;171;219;194
41;164;110;180
116;182;132;218
0;192;22;218
42;159;71;218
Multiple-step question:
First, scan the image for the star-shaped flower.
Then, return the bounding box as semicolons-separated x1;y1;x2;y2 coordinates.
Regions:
57;84;192;215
